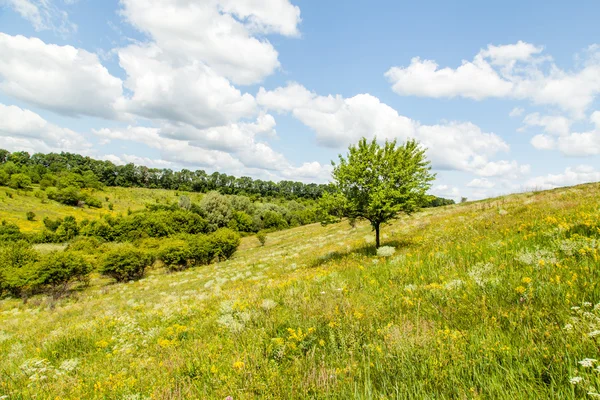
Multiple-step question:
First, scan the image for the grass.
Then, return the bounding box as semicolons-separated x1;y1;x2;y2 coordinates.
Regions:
0;186;204;232
2;183;600;398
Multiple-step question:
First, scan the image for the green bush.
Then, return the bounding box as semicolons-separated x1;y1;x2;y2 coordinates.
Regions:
0;220;23;242
0;241;38;297
55;216;79;241
85;196;102;208
47;186;85;206
26;211;36;221
100;247;155;282
9;173;32;189
66;237;103;252
188;236;215;266
257;231;267;246
159;244;191;272
209;228;240;260
31;251;92;299
0;169;9;186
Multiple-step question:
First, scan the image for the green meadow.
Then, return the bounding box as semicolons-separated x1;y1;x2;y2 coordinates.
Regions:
2;183;600;399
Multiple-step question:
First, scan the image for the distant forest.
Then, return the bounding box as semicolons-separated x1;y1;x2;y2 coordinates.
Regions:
0;149;454;206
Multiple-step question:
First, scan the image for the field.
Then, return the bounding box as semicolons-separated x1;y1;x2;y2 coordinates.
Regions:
2;183;600;399
0;186;205;234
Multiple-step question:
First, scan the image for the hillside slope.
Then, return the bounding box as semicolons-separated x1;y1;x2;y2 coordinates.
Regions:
2;183;600;399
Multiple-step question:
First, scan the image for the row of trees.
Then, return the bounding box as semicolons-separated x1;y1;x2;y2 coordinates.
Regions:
0;149;329;199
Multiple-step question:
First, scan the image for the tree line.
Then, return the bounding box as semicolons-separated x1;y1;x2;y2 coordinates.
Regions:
0;149;329;200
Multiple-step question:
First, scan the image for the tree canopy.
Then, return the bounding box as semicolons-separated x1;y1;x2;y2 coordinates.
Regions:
320;137;435;247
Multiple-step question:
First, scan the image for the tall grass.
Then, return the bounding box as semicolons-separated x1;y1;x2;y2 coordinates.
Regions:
1;183;600;399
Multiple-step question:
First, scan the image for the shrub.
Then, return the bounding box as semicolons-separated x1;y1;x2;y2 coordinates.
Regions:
188;236;215;266
55;216;79;241
26;211;36;221
66;237;103;252
43;217;62;232
159;244;191;272
257;231;267;246
0;241;38;297
31;252;92;299
209;228;241;260
0;220;23;242
100;247;155;282
47;186;85;206
85;196;102;208
0;169;9;186
108;203;114;211
9;173;32;189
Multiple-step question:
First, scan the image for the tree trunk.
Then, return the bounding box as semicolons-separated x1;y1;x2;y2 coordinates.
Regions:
375;223;380;248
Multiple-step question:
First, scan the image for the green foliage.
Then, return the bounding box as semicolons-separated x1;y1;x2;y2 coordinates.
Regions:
47;186;85;206
0;241;38;297
178;195;191;210
0;220;23;242
85;196;102;208
159;244;191;272
0;169;8;185
9;173;32;189
31;252;92;298
200;191;233;230
55;216;79;241
26;211;36;221
228;211;254;232
99;246;155;282
320;137;435;247
257;231;267;246
209;228;241;260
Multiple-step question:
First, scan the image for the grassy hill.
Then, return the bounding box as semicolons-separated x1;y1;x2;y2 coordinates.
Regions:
1;183;600;399
0;185;205;234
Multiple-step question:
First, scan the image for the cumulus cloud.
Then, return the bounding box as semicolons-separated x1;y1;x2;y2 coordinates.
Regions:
119;0;301;85
467;178;495;189
2;0;77;34
386;42;600;117
525;165;600;190
527;111;600;156
0;103;90;153
117;44;256;128
258;82;527;177
0;33;123;119
509;107;524;117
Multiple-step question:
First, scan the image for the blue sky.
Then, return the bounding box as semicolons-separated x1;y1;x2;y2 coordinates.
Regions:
0;0;599;200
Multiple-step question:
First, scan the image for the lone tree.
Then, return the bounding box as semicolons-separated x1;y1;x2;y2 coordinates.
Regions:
320;137;435;248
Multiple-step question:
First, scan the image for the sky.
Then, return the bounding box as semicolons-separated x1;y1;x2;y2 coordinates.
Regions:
0;0;599;201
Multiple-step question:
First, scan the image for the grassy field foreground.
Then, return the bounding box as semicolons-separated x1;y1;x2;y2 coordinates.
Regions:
2;184;600;399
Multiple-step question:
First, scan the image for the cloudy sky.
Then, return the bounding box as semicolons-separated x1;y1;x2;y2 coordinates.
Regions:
0;0;599;200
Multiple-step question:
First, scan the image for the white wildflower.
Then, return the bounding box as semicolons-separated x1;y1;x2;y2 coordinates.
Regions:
570;376;583;384
589;330;600;338
587;392;600;398
579;358;597;368
404;284;417;292
376;246;396;257
563;323;573;331
445;279;464;290
260;299;277;311
59;358;79;372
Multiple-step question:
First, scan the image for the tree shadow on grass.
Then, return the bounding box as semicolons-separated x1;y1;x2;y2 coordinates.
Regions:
308;237;414;268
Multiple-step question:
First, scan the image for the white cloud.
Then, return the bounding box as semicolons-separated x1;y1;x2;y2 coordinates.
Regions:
386;42;600;117
527;111;600;156
530;134;556;150
385;56;512;100
430;184;461;199
521;112;571;136
509;107;524;117
0;103;90;152
117;44;256;128
258;82;525;177
2;0;77;34
0;33;123;119
525;165;600;190
119;0;301;85
467;178;495;189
